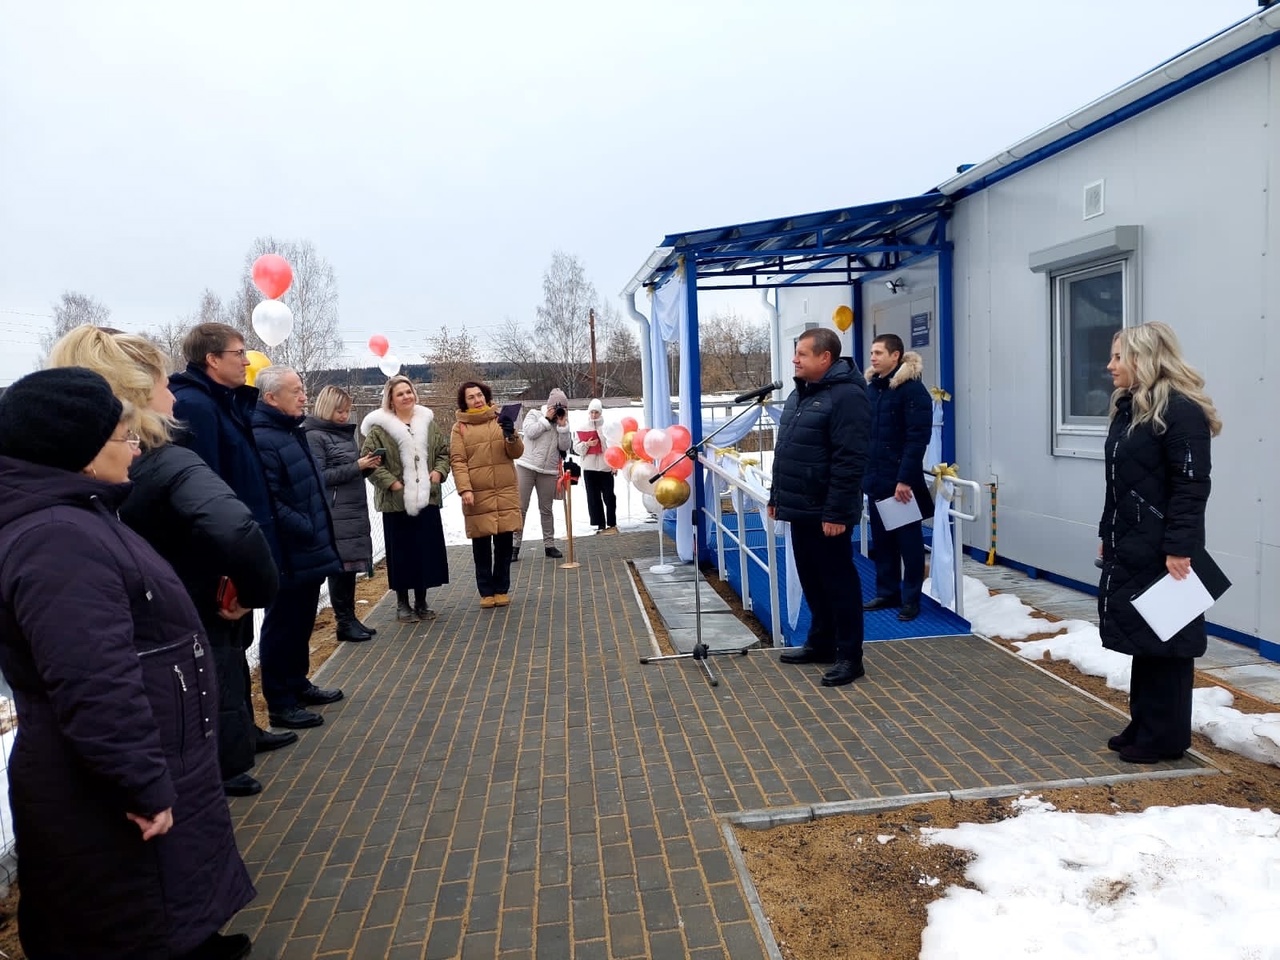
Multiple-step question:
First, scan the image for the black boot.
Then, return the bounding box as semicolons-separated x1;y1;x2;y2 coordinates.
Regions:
396;590;417;622
331;573;372;641
414;589;436;621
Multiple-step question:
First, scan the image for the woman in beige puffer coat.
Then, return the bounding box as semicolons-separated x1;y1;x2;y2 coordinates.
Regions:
450;380;524;608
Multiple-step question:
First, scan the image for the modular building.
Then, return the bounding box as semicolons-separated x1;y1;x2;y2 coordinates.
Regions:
628;6;1280;659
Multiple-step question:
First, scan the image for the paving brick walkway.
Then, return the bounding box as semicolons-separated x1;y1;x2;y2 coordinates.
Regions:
228;531;1206;959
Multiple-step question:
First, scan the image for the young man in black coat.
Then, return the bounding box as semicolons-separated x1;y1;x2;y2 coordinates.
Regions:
768;328;872;687
252;365;345;729
862;334;934;622
170;322;297;792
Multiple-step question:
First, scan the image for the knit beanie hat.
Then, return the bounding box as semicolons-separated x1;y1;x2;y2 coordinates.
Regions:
588;398;603;415
0;367;124;472
547;388;568;408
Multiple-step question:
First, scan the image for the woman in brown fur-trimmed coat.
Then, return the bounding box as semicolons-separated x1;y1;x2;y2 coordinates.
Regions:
450;380;525;608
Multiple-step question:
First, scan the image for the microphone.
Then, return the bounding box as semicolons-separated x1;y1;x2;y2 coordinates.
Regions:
733;380;783;404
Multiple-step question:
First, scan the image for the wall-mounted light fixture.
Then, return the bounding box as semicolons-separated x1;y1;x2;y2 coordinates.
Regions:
884;277;907;294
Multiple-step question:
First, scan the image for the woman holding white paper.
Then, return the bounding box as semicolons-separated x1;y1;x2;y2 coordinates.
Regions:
1098;322;1221;764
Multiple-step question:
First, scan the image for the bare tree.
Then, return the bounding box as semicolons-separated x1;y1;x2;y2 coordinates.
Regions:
226;237;343;382
422;324;482;432
595;301;642;397
147;289;219;369
492;314;540;395
39;291;111;359
534;251;597;398
699;310;772;393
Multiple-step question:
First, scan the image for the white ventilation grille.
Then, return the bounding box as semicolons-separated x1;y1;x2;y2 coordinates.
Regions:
1083;180;1105;220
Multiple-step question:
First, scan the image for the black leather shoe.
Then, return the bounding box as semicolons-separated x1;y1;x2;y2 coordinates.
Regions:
545;546;564;559
779;646;836;665
863;597;900;611
298;684;344;705
178;931;252;960
820;660;866;687
355;619;377;636
222;773;263;797
1107;732;1135;752
255;727;298;753
337;622;372;642
897;604;920;622
414;604;437;621
269;706;324;729
396;601;417;622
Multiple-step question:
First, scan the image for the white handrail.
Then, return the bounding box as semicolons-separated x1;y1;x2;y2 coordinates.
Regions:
698;452;983;634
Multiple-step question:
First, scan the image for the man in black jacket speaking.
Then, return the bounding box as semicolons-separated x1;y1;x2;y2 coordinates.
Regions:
767;328;872;687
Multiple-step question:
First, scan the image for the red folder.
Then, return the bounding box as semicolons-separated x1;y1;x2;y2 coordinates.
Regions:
576;430;601;452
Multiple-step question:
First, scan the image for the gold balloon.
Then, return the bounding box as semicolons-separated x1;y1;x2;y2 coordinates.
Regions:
653;476;691;509
832;305;853;332
245;350;272;387
622;430;636;460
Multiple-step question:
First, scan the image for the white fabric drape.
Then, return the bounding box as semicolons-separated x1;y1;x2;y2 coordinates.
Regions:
931;480;956;609
925;397;944;472
780;520;801;629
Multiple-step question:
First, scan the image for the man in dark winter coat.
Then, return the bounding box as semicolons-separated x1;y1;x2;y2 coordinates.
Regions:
170;321;296;791
862;334;934;622
768;328;872;687
253;365;345;729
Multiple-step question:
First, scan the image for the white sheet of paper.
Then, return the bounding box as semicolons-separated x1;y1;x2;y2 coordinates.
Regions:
1130;569;1216;642
874;495;923;532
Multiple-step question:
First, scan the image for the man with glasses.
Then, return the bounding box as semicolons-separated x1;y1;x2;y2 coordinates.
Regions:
171;323;297;797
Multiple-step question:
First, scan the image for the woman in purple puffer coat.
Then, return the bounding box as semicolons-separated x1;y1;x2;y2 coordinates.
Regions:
0;368;254;960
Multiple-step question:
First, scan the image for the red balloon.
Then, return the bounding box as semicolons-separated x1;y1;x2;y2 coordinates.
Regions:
367;335;390;358
620;416;639;434
604;446;628;470
661;451;693;481
251;254;293;300
667;424;692;453
632;428;650;462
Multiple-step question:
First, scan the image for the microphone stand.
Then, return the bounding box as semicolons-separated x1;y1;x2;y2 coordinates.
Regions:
638;393;775;686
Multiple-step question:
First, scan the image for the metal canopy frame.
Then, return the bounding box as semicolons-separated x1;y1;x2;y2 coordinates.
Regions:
635;193;952;292
626;191;956;563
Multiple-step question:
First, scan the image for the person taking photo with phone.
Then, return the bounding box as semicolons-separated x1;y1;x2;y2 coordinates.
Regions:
513;387;572;560
361;375;451;622
306;385;381;642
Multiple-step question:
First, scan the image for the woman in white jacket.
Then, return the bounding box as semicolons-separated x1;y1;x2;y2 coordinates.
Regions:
573;398;617;534
514;387;572;560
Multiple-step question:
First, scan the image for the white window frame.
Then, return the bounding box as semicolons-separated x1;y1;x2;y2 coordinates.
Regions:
1029;226;1141;459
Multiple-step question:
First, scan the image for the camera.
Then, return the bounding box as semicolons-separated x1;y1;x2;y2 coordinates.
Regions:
553;403;567;418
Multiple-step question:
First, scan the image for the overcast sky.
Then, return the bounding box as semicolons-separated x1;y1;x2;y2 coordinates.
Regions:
0;0;1247;383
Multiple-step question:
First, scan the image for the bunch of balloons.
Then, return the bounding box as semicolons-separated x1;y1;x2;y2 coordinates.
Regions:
367;334;402;377
250;254;295;347
600;418;695;509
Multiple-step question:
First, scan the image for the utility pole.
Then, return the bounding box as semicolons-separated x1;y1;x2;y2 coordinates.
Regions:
588;307;598;398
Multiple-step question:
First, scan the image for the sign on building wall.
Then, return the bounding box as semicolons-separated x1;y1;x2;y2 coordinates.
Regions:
911;312;931;348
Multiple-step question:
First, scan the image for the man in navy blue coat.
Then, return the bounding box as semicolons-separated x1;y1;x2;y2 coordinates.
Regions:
252;365;345;729
768;328;871;687
171;321;295;796
862;334;934;622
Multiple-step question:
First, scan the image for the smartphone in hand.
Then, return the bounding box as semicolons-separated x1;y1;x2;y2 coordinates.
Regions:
216;577;239;613
372;447;387;459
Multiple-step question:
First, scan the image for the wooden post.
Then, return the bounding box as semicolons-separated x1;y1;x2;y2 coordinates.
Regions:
561;481;580;570
588;307;598;398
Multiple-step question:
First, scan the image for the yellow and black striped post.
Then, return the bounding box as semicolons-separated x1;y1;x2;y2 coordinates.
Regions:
986;480;998;565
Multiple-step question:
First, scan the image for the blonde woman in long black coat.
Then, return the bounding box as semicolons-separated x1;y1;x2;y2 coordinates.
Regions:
1098;321;1221;764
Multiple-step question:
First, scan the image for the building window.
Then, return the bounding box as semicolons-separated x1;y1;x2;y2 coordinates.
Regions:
1030;226;1140;458
1053;260;1126;430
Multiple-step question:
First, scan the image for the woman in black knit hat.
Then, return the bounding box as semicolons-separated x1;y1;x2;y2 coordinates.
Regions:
0;367;256;960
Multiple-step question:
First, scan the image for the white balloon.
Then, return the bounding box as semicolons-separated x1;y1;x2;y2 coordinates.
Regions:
251;299;294;347
619;461;633;482
643;427;672;461
602;421;623;446
378;354;402;378
631;461;656;493
642;493;662;515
